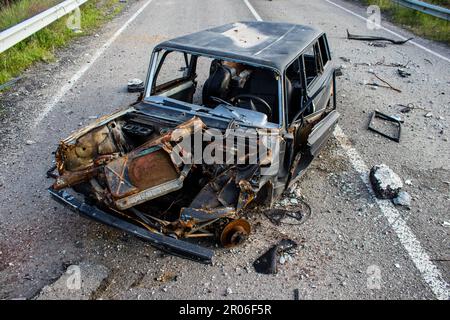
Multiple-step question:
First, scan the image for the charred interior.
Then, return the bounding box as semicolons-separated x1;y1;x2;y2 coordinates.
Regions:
50;110;276;253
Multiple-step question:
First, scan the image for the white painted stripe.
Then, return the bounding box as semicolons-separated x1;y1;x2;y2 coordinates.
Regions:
243;0;262;21
33;0;155;127
334;126;449;300
324;0;450;64
243;0;450;300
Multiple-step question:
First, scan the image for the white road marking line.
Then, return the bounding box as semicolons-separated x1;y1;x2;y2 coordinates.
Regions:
324;0;450;64
334;126;449;300
243;0;262;21
242;0;450;300
33;0;155;127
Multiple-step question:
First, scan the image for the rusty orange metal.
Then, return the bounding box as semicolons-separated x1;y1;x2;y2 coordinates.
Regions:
128;149;179;190
220;219;251;248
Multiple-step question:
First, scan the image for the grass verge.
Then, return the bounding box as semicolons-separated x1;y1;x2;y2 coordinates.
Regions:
0;0;125;87
0;0;65;32
358;0;449;44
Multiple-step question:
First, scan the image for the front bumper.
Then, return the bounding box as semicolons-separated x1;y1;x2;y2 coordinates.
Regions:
48;188;213;264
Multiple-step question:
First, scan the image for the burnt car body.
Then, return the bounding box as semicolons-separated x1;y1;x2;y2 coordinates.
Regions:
48;21;339;263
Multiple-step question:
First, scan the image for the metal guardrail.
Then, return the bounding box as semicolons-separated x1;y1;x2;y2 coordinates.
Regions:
392;0;450;21
0;0;88;54
0;0;447;55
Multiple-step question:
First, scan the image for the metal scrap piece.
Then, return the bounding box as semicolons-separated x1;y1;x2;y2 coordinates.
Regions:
369;71;402;93
253;239;297;274
49;188;214;263
347;29;413;44
368;111;404;142
264;202;311;226
397;68;411;78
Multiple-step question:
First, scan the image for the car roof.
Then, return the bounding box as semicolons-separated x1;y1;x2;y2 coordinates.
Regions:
156;21;323;72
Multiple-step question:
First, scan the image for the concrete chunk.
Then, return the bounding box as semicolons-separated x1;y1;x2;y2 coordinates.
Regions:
393;190;411;208
369;164;403;199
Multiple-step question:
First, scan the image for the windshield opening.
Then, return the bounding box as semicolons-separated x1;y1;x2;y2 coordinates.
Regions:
146;49;281;125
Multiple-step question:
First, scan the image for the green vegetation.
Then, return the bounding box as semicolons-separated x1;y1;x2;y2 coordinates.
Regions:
360;0;449;44
0;0;125;86
0;0;64;32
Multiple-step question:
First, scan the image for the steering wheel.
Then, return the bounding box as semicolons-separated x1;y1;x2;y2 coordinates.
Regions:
230;94;272;118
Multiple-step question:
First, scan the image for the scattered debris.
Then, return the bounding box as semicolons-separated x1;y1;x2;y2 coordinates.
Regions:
399;106;411;113
339;56;351;62
347;29;413;45
335;66;343;77
397;68;411;78
253;239;297;274
368;70;402;93
354;57;409;68
397;103;430;113
368;111;403;142
264;200;311;226
127;78;144;93
155;271;178;283
369;41;387;48
369;164;403;199
393;190;411;208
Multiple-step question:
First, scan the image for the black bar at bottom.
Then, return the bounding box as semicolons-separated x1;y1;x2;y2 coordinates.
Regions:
48;187;213;264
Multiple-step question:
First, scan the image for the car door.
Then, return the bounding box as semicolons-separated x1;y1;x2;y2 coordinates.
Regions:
285;37;338;188
302;41;328;118
282;57;312;188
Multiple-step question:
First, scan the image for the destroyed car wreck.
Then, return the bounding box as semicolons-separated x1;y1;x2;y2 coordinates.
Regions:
48;22;339;263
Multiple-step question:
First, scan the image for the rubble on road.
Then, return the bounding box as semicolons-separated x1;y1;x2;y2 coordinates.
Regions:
253;239;297;274
368;70;402;93
369;164;403;199
397;68;411;78
369;42;387;48
367;111;403;142
264;202;311;226
127;78;144;93
393;191;411;208
155;271;178;283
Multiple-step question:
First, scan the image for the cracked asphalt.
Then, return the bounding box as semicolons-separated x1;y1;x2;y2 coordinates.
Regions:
0;0;449;300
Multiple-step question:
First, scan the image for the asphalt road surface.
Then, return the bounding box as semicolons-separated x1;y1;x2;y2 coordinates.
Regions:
0;0;449;300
